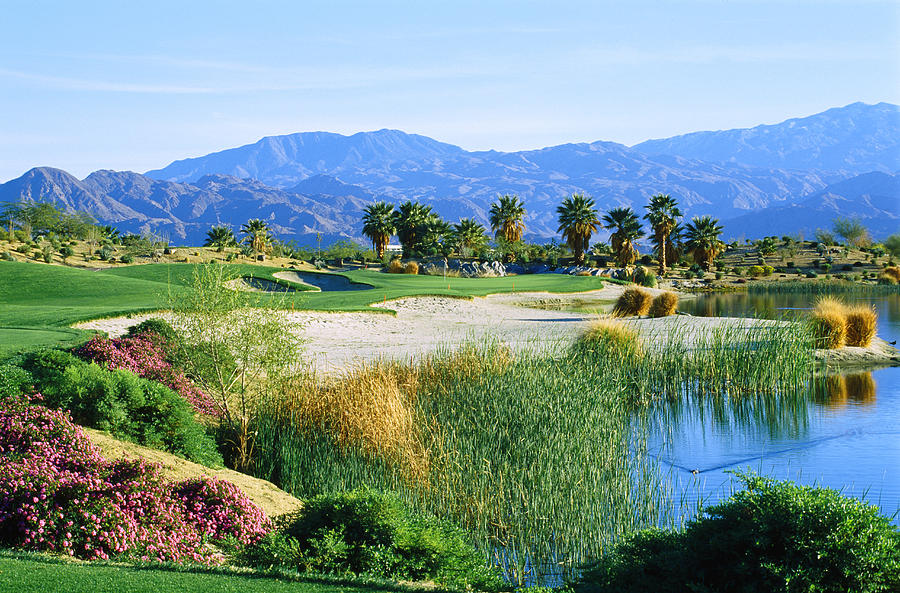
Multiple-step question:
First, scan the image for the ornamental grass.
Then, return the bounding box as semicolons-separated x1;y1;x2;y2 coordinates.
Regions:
809;297;847;349
613;287;653;317
878;265;900;284
844;305;877;347
387;259;405;273
648;291;678;318
403;261;419;275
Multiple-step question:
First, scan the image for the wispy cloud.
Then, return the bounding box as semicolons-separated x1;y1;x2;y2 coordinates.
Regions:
576;43;887;66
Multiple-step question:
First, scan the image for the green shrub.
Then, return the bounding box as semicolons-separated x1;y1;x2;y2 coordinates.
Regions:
22;351;221;466
126;317;178;343
575;473;900;593
762;265;774;276
0;364;32;398
240;489;503;590
1;251;13;261
120;253;134;264
748;265;764;277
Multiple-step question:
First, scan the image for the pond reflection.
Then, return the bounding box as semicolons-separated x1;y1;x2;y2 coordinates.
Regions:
813;372;877;409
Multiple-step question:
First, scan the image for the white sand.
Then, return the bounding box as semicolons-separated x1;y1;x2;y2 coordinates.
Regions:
73;286;900;374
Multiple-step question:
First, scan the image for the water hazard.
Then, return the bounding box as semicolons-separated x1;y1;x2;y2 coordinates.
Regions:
656;292;900;522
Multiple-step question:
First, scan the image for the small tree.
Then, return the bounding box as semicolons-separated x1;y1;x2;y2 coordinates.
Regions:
832;217;869;247
882;234;900;259
170;264;305;470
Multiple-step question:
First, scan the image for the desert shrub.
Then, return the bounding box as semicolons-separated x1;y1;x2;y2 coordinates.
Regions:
387;259;405;274
648;292;678;318
404;261;419;275
575;473;900;593
809;298;847;349
126;318;178;343
239;489;502;590
1;251;13;261
612;287;652;317
23;351;221;465
748;265;764;277
806;271;818;279
98;246;113;261
639;270;657;287
120;253;134;264
822;263;832;273
845;305;877;347
0;393;269;563
715;271;723;280
0;363;32;398
878;266;900;284
762;265;774;276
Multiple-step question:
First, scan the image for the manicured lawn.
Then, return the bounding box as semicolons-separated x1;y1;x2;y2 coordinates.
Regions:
0;260;607;355
0;551;420;593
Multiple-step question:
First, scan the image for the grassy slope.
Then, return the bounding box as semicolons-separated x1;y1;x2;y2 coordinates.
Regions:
0;551;422;593
0;261;606;354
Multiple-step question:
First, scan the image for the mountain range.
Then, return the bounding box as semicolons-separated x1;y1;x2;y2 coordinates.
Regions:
1;101;897;246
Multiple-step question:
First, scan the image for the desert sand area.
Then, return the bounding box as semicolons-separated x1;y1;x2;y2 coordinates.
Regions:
73;285;900;374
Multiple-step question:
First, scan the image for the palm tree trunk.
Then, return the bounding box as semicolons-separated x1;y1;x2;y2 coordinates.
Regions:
657;229;667;275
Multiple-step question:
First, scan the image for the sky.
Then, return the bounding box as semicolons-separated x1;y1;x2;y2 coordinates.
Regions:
1;0;898;182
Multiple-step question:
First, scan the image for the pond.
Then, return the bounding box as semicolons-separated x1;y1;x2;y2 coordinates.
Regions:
655;291;900;522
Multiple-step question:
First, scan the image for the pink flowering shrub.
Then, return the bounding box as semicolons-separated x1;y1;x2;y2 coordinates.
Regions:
0;393;271;563
75;333;219;417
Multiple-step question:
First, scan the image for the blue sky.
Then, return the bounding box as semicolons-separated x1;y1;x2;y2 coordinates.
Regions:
1;0;897;181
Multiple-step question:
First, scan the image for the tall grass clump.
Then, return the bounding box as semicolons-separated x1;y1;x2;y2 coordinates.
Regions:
613;287;652;317
809;297;847;349
404;261;419;275
253;341;669;584
878;265;900;285
845;304;877;347
647;291;678;318
576;319;644;365
387;259;405;273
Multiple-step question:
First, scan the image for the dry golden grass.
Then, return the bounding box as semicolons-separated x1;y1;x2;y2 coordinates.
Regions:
648;291;678;318
276;367;430;482
845;304;877;347
387;259;405;273
810;297;847;349
612;287;653;317
879;266;900;284
404;261;420;275
576;270;593;277
579;318;643;356
816;374;848;409
845;372;876;404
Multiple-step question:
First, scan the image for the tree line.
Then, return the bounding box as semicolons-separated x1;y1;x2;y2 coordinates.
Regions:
361;193;727;273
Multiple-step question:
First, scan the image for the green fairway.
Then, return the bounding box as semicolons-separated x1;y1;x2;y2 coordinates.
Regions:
0;260;608;355
0;551;422;593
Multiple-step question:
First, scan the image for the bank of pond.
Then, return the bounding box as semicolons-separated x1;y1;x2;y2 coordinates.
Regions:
0;286;898;590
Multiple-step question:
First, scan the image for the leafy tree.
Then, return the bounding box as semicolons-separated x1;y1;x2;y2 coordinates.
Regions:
557;193;600;265
602;207;645;266
452;218;488;256
240;219;272;255
361;201;396;259
489;194;526;244
833;217;870;247
815;228;836;246
204;226;238;250
643;194;682;275
393;200;436;258
884;234;900;259
684;215;725;271
418;217;452;257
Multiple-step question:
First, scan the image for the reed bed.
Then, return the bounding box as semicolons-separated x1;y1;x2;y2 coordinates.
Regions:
251;318;817;584
613;287;653;317
648;291;678;318
748;279;899;294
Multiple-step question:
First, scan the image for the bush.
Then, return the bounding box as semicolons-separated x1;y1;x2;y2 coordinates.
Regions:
845;304;877;348
748;265;764;277
762;265;774;276
0;363;32;398
120;253;134;264
575;473;900;593
1;251;13;261
239;489;502;590
0;393;270;563
387;259;405;274
632;266;657;287
809;298;847;349
806;271;818;279
98;246;113;261
879;266;900;285
613;287;653;317
22;351;222;466
648;292;678;318
126;318;178;343
403;261;419;275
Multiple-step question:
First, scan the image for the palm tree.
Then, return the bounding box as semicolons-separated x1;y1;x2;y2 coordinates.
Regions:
557;193;600;265
419;217;452;256
361;201;396;259
665;223;683;268
489;194;526;243
393;201;435;257
683;216;725;271
240;219;271;255
644;194;682;275
452;218;488;256
602;207;645;266
204;226;238;250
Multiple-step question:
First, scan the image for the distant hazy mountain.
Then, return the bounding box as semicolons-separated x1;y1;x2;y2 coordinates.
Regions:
3;103;897;245
633;102;900;175
722;172;900;240
0;168;373;245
